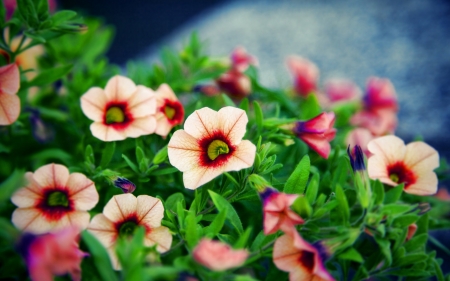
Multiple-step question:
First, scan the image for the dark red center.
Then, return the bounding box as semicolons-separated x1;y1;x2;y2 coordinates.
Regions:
298;250;315;273
103;102;133;130
386;161;417;189
160;99;184;125
114;213;150;239
36;188;74;221
198;131;235;168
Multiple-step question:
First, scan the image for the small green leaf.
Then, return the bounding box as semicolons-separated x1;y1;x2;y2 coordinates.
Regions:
222;93;235;106
81;231;118;281
372;179;384;205
335;184;350;225
291;196;312;218
51;10;77;25
153;145;168;164
305;172;319;204
298;94;321;119
384;183;404;204
374;237;392;266
185;210;199;248
239;98;249;112
28;64;73;87
253;101;263;133
149;167;178;176
284;154;310;194
392;214;418;228
122;154;139;174
100;142;115;168
204;208;227;238
234;227;252;249
85;145;95;164
404;233;428;252
164;193;185;212
208;190;243;234
0;170;25;203
135;146;146;166
338;247;364;263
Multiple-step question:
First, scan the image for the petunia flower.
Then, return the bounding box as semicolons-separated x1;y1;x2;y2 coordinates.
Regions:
273;232;335;281
259;188;304;235
17;227;87;281
154;83;184;138
230;46;258;72
324;79;361;104
87;193;172;270
345;127;374;157
216;69;252;99
364;77;398;112
435;188;450;202
168;106;256;190
192;238;249;271
11;163;99;234
113;177;136;193
367;135;439;196
406;223;417;241
286;55;319;97
0;63;21;125
80;75;157;142
292;112;336;159
350;108;397;136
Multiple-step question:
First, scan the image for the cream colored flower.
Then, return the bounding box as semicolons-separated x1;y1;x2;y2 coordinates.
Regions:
81;75;157;141
168;107;256;189
0;63;20;125
154;83;184;138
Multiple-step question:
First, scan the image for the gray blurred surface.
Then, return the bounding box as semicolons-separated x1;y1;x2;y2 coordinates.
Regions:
140;0;450;161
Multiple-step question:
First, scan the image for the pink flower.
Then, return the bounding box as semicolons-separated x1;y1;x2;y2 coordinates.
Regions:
293;112;336;159
435;188;450;201
87;194;172;270
350;108;397;136
11;163;99;234
273;232;335;281
230;46;258;72
364;77;398;111
260;188;304;235
367;135;439;195
0;63;21;125
216;69;252;99
168;107;256;189
325;79;361;103
19;227;87;281
406;223;417;241
346;127;375;156
154;83;184;138
81;75;157;142
286;56;319;97
192;239;249;271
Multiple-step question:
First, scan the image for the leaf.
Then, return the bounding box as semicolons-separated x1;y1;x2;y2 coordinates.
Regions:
51;10;77;25
100;142;115;168
153;145;168;165
0;169;24;203
253;101;263;134
372;179;385;205
404;233;428;252
81;231;118;281
185;210;199;248
85;144;95;164
28;64;73;87
392;214;418;228
204;208;227;238
298;94;321;119
305;172;319;204
284;154;310;194
30;148;72;165
374;237;392;266
135;146;146;166
149;167;178;176
338;247;364;263
208;190;243;234
239;98;249;112
384;183;404;204
164;193;185;211
250;230;276;251
291;196;312;218
335;184;350;225
122;154;139;174
222;93;235;107
234;227;252;249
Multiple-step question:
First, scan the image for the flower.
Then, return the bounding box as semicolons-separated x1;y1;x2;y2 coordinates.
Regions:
286;55;319;97
11;163;99;234
324;79;361;104
168;106;256;189
230;46;258;72
0;63;21;125
81;75;157;141
345;127;374;156
154;83;184;138
192;238;249;271
17;227;87;281
113;177;136;193
364;77;398;111
435;188;450;201
87;194;172;270
347;145;365;172
216;69;252;99
350;108;397;136
259;188;304;235
292;112;336;159
273;232;335;281
367;135;439;195
406;223;417;241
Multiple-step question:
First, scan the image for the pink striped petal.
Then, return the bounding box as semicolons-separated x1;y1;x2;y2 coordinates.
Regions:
0;93;20;125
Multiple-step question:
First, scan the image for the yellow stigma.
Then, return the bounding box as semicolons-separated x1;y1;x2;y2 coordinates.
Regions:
106;107;125;124
207;140;229;160
164;106;176;120
389;173;399;183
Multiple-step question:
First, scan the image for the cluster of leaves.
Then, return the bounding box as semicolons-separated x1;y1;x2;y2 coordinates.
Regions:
0;2;450;280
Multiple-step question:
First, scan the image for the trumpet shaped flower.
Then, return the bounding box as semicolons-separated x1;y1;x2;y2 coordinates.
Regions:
11;163;99;234
367;135;439;195
81;75;157;141
260;188;304;235
292;112;336;159
273;232;335;281
168;107;256;189
0;63;21;125
286;56;319;97
364;77;398;111
216;69;252;99
154;83;184;137
192;239;249;271
230;46;258;72
87;194;172;270
18;227;87;281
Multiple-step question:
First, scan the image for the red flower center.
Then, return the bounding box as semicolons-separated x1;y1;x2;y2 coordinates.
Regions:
103;102;133;130
198;131;235;168
114;213;150;239
298;250;315;273
161;99;184;125
37;188;74;221
387;161;416;189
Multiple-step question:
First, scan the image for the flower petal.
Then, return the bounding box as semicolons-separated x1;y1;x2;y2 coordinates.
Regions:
11;185;41;208
104;75;137;101
367;135;405;164
66;173;99;211
144;226;172;253
183;107;219;139
156;83;177;100
273;234;301;271
87;214;117;248
121;115;157;138
0;63;20;95
12;208;53;234
168;130;202;172
103;194;137;222
90;122;126;142
218;107;248;145
223;140;256;172
127;85;157;118
0;93;20;125
404;142;439;172
33;163;70;189
367;155;396;185
65;211;91;231
405;171;438;196
299;133;331;159
182;166;223;190
80;87;107;122
137;195;164;229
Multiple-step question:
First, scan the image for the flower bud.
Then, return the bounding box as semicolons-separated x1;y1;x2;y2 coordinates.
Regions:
113;177;136;193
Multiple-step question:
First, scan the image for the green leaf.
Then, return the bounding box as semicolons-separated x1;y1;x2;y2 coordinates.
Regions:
116;227;146;281
222;93;235;106
234;227;252;249
28;64;73;87
404;233;428;252
284;154;310;194
100;142;115;168
81;231;118;281
153;145;168;165
149;167;178;176
374;237;392;266
331;156;350;188
0;170;25;203
239;98;249;112
135;146;146;166
51;10;77;26
335;184;350;225
0;0;5;27
16;0;39;28
250;230;276;251
164;193;184;212
338;247;364;263
185;210;199;248
298;94;321;119
372;179;384;205
291;196;312;218
208;190;243;234
392;214;418;228
384;183;404;204
85;144;95;164
31;148;72;165
122;154;139;174
253;101;263;134
305;172;319;204
204;208;227;238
